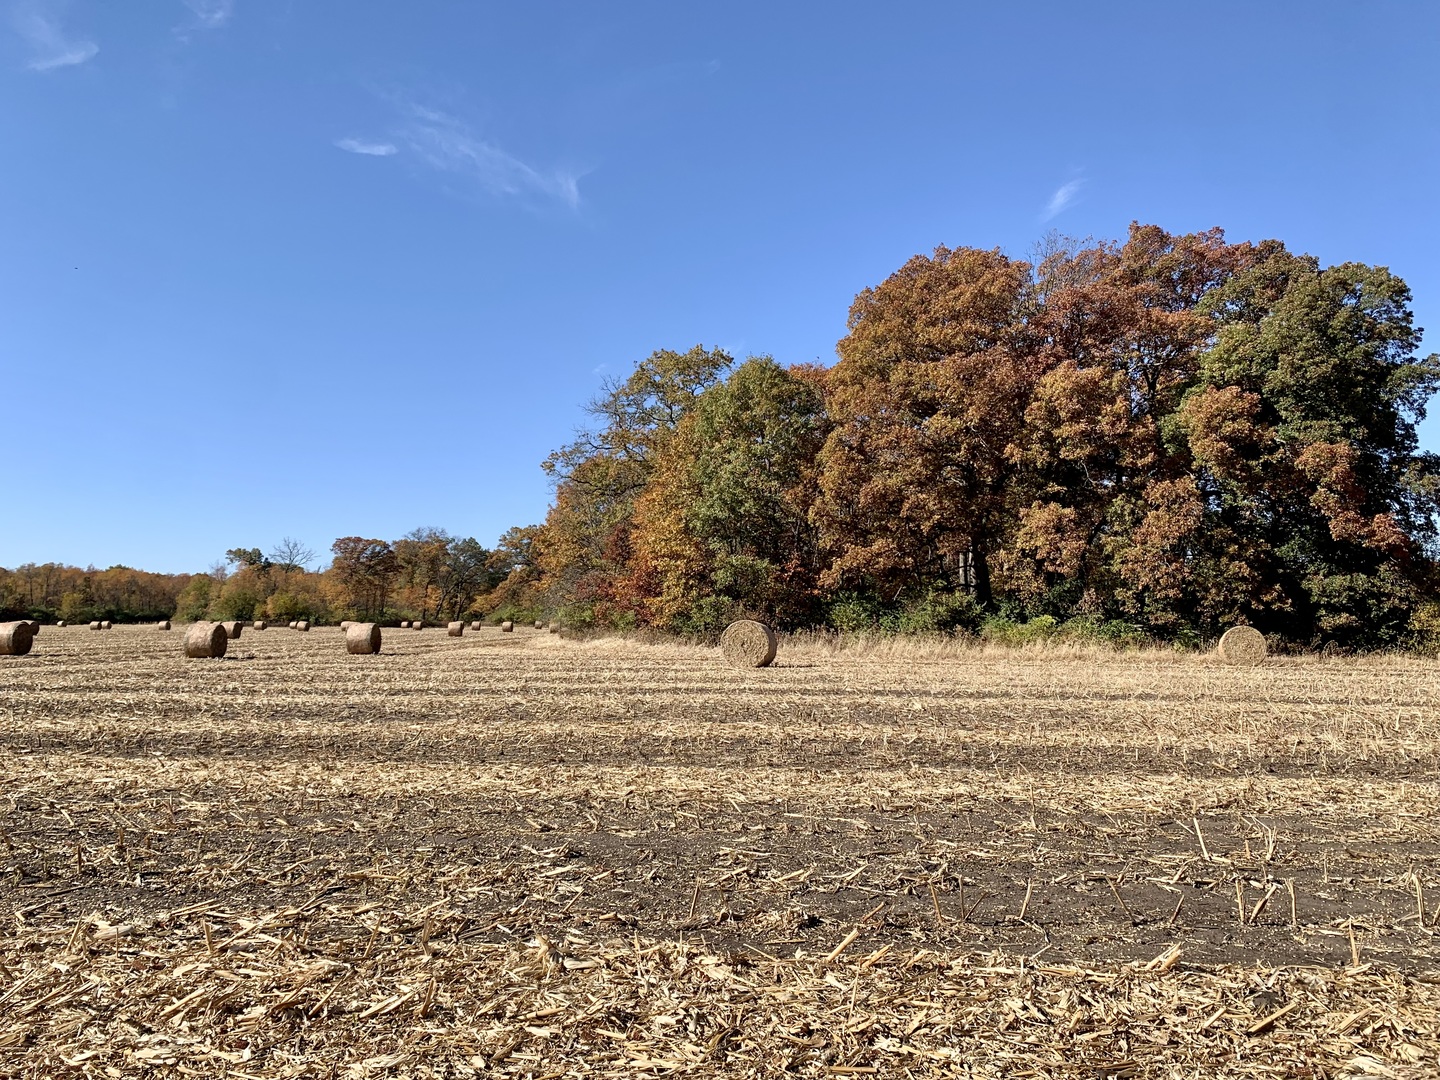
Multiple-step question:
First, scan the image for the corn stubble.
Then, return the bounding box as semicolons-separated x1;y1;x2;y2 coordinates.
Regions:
1;627;1437;1076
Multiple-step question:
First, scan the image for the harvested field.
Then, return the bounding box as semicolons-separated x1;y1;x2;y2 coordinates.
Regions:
1;626;1438;1077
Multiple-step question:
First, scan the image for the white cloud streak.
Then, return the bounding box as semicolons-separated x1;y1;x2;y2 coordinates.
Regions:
335;137;398;157
182;0;233;29
1042;179;1083;221
399;104;581;209
14;3;97;71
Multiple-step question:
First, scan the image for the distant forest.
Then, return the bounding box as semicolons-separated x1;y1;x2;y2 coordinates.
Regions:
5;224;1439;649
0;530;529;628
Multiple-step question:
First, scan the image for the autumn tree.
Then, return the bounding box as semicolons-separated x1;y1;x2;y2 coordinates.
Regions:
329;537;401;619
1172;250;1440;642
813;246;1035;606
1000;225;1260;621
628;357;830;629
535;345;733;625
394;527;452;622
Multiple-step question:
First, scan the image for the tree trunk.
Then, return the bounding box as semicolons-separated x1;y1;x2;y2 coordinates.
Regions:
972;544;993;608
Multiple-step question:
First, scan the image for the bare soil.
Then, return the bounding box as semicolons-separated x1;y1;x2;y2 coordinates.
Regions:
1;626;1436;1077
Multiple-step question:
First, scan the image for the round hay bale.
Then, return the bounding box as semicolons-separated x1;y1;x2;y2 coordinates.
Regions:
549;625;559;634
100;620;112;630
500;620;514;633
288;621;297;629
220;620;243;640
720;619;777;669
21;620;39;635
89;621;101;630
534;620;544;630
412;620;423;630
253;620;266;630
156;620;171;630
345;622;382;655
447;621;464;637
470;620;481;631
183;622;228;659
56;620;66;628
400;620;410;629
0;621;35;657
295;620;310;632
1218;625;1267;665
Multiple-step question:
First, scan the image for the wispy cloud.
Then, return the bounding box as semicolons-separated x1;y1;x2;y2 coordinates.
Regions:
181;0;232;30
335;137;398;157
1042;178;1084;221
14;2;97;71
398;104;582;210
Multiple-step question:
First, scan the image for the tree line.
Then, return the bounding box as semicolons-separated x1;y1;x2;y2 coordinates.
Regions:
513;224;1440;648
0;530;533;626
4;223;1437;648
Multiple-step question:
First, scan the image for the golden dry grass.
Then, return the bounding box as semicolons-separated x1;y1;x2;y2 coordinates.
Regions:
0;624;1437;1077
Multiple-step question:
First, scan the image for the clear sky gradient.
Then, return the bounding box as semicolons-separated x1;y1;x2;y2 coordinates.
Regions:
4;1;1438;573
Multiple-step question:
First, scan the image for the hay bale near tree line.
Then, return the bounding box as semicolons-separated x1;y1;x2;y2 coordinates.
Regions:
220;621;243;640
183;622;227;659
89;621;101;631
400;621;410;629
56;620;66;628
345;623;382;655
447;621;464;637
253;620;266;630
412;620;423;630
21;620;39;635
295;620;310;632
100;621;112;630
549;625;560;634
720;619;777;669
470;620;480;631
0;622;35;657
500;620;514;633
156;620;171;630
1218;625;1268;665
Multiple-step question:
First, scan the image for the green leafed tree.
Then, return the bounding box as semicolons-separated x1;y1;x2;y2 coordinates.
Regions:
628;356;830;629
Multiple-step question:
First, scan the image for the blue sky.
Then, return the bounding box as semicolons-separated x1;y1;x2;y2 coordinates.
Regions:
3;1;1438;573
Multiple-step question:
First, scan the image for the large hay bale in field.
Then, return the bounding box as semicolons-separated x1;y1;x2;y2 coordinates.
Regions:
470;620;480;631
21;620;39;635
253;620;266;630
295;620;310;632
0;622;35;657
447;621;464;637
400;620;410;629
220;620;243;640
100;620;112;630
345;622;382;655
183;622;228;659
89;621;101;630
156;620;171;630
1218;625;1267;665
549;625;559;634
56;620;65;628
500;620;514;633
288;621;297;629
534;620;544;630
720;619;777;669
412;620;423;630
